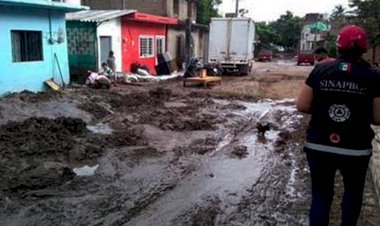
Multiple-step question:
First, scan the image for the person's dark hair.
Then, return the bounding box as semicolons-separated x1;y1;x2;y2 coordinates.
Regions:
314;47;328;55
109;51;114;56
101;62;107;67
338;45;365;60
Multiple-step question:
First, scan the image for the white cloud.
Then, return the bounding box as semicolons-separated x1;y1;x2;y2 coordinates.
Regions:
218;0;349;22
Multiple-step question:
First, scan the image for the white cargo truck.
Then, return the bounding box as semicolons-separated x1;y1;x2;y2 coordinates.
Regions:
208;17;255;75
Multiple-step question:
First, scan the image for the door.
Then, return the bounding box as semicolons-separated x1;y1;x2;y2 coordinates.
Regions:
208;19;228;62
230;19;250;61
100;36;112;64
176;34;185;69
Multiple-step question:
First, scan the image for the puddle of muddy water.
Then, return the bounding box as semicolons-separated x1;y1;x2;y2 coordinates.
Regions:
0;96;310;226
275;60;297;66
125;100;302;226
164;101;187;108
73;164;99;176
0;100;92;125
87;123;113;135
125;133;276;226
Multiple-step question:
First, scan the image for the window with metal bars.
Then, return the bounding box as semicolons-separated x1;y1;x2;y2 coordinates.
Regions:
156;36;165;54
139;36;154;58
11;30;43;62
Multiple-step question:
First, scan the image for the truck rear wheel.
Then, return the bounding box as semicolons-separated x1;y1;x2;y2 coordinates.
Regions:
239;64;249;76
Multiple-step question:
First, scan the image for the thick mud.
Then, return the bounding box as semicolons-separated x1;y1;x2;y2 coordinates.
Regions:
0;64;379;226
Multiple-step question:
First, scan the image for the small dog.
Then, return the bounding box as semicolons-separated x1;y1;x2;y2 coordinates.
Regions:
256;122;270;135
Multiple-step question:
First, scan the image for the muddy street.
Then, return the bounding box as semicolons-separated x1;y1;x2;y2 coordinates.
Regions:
0;62;379;226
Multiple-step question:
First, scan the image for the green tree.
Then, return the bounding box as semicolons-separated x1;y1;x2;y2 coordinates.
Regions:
196;0;222;24
330;4;346;20
269;11;301;51
255;22;280;50
325;34;338;57
348;0;380;46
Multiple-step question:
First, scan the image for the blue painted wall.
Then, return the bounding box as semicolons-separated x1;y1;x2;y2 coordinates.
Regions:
0;6;70;95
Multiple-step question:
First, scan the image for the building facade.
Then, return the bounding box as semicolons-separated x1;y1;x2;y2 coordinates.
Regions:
0;0;87;95
81;0;196;21
67;10;135;81
67;10;178;80
82;0;208;69
299;13;329;52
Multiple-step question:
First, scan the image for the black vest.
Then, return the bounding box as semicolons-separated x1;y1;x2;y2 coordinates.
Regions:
305;57;380;156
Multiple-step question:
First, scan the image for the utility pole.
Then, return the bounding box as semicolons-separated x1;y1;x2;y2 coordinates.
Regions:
235;0;239;17
185;0;195;69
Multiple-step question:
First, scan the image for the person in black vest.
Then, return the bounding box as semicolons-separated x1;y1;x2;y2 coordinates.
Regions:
297;25;380;226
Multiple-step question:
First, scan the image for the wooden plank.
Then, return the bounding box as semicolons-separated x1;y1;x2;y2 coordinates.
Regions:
45;79;60;91
184;76;222;87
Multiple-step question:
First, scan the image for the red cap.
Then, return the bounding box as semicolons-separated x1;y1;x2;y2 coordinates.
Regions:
336;25;367;53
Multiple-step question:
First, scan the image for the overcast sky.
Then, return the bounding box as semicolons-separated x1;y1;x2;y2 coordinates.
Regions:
219;0;350;22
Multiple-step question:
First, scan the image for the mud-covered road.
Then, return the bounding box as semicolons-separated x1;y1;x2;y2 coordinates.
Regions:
0;61;379;226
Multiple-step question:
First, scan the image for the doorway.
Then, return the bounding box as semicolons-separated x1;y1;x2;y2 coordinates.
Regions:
100;36;112;65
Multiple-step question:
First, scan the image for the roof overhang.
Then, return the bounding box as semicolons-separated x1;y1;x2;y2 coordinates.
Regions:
0;0;88;12
66;10;136;23
125;12;179;25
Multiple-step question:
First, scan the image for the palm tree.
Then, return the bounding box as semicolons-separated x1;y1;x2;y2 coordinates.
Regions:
331;4;345;20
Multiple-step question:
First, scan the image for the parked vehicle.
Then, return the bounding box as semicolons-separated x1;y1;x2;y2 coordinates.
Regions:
204;62;223;76
258;50;273;62
208;17;255;75
185;58;223;77
297;51;314;65
184;58;203;77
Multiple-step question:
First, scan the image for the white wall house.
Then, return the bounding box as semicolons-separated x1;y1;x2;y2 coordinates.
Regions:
97;19;123;72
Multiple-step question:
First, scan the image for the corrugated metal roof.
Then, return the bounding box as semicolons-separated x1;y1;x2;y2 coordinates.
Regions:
66;10;136;22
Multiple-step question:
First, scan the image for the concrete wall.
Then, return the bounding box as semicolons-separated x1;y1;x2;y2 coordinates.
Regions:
82;0;167;16
124;0;167;16
167;26;208;68
82;0;196;21
81;0;124;9
121;19;167;74
0;6;70;95
300;24;324;52
97;19;122;72
166;0;196;21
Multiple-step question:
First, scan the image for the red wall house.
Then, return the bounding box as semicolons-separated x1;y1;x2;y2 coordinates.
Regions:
121;12;178;75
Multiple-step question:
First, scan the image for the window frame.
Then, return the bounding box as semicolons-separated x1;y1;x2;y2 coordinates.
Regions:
156;36;165;55
139;35;154;58
11;30;43;63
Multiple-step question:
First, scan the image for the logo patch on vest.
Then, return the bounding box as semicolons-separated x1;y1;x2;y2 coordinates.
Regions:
329;104;351;122
339;63;352;72
330;133;341;143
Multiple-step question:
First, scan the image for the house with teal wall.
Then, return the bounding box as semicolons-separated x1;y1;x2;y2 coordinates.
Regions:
0;0;87;95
